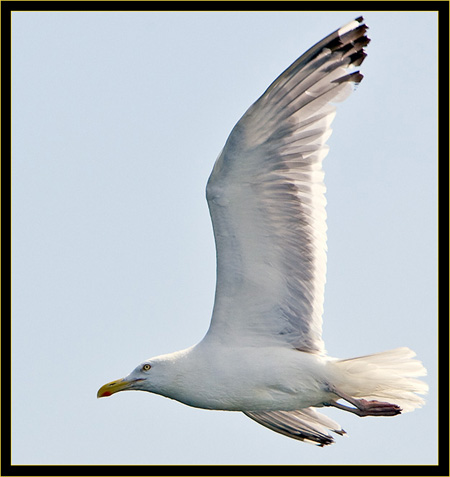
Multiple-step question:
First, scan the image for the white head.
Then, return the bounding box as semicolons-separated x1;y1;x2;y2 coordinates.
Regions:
97;351;188;400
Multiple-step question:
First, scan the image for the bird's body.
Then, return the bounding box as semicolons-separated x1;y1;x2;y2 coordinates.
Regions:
126;344;332;412
98;17;428;446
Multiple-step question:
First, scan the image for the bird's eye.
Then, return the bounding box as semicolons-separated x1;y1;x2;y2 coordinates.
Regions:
142;364;151;371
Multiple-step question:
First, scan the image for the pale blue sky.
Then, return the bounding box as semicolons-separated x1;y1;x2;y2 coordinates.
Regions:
11;11;438;465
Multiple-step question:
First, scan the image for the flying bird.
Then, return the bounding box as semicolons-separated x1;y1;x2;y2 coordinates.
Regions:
98;17;427;446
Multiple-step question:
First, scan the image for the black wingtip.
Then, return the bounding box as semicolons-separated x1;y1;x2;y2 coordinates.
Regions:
332;70;364;85
349;50;368;67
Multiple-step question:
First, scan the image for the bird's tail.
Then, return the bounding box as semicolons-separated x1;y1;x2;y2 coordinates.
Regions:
331;347;428;412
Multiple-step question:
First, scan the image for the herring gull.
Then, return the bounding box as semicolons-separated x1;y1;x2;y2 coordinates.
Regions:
98;17;428;446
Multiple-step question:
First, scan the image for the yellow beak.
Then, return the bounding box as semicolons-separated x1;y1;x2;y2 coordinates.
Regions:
97;377;135;398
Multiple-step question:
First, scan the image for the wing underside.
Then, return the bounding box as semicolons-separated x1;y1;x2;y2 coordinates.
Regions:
204;18;370;353
244;408;346;446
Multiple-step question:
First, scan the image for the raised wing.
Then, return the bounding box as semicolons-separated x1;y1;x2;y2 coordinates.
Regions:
204;18;369;353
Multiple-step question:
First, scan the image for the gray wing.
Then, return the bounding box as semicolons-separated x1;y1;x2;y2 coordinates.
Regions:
204;18;369;353
244;409;346;446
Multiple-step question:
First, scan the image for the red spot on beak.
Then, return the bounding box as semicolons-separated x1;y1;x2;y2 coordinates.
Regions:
101;391;112;397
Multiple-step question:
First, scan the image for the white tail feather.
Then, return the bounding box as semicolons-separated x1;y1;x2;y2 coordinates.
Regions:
332;347;428;412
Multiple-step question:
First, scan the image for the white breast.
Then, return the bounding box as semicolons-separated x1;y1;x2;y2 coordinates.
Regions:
164;343;334;411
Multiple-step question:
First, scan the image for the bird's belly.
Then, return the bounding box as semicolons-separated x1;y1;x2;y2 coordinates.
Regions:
171;346;332;412
183;384;327;412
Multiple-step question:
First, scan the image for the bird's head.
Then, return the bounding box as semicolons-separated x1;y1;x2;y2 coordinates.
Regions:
97;350;187;399
97;360;157;398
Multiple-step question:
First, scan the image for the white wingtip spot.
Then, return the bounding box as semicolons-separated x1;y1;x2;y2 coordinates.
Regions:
338;19;360;37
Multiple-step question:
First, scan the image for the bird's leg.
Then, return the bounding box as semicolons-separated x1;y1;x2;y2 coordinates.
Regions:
324;384;402;417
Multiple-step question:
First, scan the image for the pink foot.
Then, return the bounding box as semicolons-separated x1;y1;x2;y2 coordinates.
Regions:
325;385;402;418
355;399;402;417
